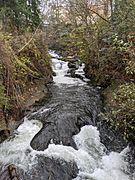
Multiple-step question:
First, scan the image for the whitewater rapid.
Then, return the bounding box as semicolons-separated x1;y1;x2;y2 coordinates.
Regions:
0;119;131;180
0;51;134;180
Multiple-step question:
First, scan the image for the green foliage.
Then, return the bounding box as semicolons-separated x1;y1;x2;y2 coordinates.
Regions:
94;9;135;141
11;32;52;85
112;83;135;113
0;0;41;32
113;0;135;36
0;31;52;115
102;83;135;141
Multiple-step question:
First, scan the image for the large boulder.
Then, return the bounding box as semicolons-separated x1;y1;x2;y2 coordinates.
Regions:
29;85;98;151
68;61;79;70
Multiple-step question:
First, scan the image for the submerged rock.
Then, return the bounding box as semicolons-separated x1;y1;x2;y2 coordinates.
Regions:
0;158;78;180
19;156;78;180
30;85;100;151
0;164;19;180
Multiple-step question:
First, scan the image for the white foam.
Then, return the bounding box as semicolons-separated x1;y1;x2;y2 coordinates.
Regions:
0;117;42;170
73;126;130;180
31;107;50;116
0;121;132;179
50;52;87;85
38;125;131;180
49;50;61;58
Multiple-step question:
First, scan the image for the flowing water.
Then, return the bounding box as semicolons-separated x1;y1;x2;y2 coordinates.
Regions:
0;51;134;180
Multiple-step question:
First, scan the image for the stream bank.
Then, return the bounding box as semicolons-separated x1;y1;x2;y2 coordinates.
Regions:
0;32;53;144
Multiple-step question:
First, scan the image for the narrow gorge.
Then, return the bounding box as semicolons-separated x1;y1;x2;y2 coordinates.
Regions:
0;52;134;180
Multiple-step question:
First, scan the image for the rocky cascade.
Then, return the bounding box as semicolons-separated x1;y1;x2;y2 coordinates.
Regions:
0;51;134;180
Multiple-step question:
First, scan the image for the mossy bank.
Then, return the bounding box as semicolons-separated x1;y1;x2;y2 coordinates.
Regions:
0;31;52;142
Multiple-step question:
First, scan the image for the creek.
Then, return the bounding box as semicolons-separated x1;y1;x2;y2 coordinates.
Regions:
0;51;134;180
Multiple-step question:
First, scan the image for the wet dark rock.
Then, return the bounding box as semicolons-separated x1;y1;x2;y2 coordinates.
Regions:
67;69;84;80
30;85;101;151
68;58;80;70
52;71;56;76
76;116;92;131
74;74;84;80
29;82;131;154
70;70;76;78
96;119;127;153
67;68;76;77
67;68;83;79
0;164;19;180
0;167;10;180
126;142;135;174
68;62;78;69
18;156;78;180
0;129;10;144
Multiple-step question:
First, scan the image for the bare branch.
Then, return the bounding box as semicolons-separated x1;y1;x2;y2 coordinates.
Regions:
89;8;110;23
18;22;42;53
